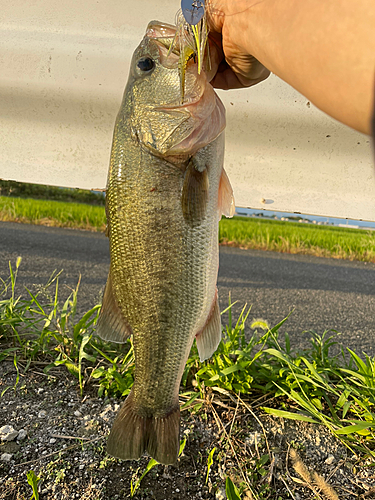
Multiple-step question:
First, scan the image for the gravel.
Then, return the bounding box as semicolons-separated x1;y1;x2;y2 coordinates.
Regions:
0;360;374;499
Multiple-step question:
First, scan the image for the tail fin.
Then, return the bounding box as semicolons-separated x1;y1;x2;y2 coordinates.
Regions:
107;390;180;465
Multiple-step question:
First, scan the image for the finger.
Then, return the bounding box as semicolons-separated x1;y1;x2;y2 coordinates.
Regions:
211;64;270;90
205;36;225;82
224;48;270;81
205;0;226;32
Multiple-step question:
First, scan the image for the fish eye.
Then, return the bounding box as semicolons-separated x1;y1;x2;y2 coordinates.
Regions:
136;57;155;73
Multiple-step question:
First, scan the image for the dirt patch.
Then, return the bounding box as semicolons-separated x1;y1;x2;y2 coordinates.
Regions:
0;360;373;499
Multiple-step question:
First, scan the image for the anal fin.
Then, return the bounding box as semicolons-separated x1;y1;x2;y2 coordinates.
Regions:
195;294;222;362
96;273;132;343
107;390;180;465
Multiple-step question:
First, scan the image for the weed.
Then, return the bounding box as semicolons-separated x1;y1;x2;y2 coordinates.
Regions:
130;438;187;497
206;447;216;484
3;262;375;497
26;470;40;500
289;448;339;500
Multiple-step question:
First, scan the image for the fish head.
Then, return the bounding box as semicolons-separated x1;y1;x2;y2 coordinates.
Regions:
126;21;225;157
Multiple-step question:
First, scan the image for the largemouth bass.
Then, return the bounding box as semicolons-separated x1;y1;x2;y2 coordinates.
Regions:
96;21;235;465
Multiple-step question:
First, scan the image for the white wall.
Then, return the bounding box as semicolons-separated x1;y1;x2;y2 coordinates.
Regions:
0;0;373;220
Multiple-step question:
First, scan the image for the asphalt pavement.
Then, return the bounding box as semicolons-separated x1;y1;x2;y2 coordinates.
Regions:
1;221;375;356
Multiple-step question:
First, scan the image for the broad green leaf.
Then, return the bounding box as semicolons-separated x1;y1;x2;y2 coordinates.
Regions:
221;365;240;376
64;362;79;378
225;477;241;500
181;392;200;409
264;348;291;364
336;390;351;408
131;458;159;497
335;421;375;435
212;387;232;397
311;398;323;410
270;313;293;334
347;348;370;374
262;407;319;423
342;400;352;419
258;454;269;466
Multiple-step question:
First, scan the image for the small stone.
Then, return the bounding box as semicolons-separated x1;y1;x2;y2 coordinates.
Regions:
175;488;180;493
17;429;27;441
325;455;335;465
245;431;262;446
215;487;227;500
38;410;47;419
74;411;82;418
49;438;56;444
1;453;12;462
0;425;18;441
79;464;85;470
99;405;112;420
1;441;19;454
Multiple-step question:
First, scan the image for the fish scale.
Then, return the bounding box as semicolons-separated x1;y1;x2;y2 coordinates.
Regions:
96;21;234;465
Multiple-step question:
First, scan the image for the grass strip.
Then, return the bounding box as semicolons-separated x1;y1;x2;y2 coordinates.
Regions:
220;216;375;262
0;196;106;232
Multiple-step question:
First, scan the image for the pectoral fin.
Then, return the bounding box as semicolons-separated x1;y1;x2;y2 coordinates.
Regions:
218;168;235;219
195;294;222;361
181;158;209;226
96;273;132;343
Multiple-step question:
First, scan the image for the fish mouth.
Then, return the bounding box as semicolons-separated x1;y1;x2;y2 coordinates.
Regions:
146;21;226;155
146;21;178;45
147;21;203;105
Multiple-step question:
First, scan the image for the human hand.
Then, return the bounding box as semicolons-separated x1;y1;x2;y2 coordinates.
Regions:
205;0;270;89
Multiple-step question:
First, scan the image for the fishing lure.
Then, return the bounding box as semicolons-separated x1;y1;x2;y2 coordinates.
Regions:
168;0;210;102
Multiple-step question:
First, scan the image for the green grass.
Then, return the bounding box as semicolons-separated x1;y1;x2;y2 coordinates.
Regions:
0;196;106;232
1;260;375;498
220;216;375;262
1;194;374;261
